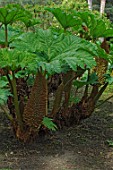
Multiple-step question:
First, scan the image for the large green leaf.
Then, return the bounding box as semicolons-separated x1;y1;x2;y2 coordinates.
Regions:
42;117;57;131
11;29;98;74
104;74;113;84
0;88;11;106
102;29;113;38
45;8;81;29
44;8;113;39
88;72;98;84
74;11;96;28
0;4;32;25
21;18;41;28
73;72;98;88
96;45;110;61
0;26;22;45
0;48;37;71
0;78;8;88
73;10;113;39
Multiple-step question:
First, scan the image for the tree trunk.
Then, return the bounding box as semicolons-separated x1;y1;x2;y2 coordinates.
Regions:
88;0;93;10
100;0;106;15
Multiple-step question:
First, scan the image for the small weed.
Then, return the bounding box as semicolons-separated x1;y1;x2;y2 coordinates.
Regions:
106;139;113;147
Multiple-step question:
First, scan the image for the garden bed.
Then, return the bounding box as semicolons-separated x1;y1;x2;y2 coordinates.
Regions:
0;99;113;170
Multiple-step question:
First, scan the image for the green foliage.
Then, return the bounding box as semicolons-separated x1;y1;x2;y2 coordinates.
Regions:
61;0;88;10
45;8;113;40
0;79;8;88
69;96;81;104
106;139;113;147
42;117;57;131
11;28;97;75
21;18;41;29
88;72;98;84
96;45;110;60
0;48;36;72
0;88;11;106
45;8;81;29
73;80;87;89
0;78;11;106
72;10;113;39
0;2;112;141
0;4;32;25
27;75;35;86
0;26;22;45
73;72;98;89
104;74;113;84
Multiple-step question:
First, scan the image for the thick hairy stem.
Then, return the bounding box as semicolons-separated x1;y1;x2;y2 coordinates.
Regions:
51;71;74;117
63;69;85;107
62;71;75;116
94;82;108;103
63;68;85;88
92;39;109;85
51;83;64;116
6;71;13;93
82;69;90;100
23;71;48;130
12;71;23;130
5;24;8;47
89;85;99;100
51;69;85;118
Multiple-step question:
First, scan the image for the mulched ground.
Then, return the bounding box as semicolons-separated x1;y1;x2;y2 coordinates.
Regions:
0;99;113;170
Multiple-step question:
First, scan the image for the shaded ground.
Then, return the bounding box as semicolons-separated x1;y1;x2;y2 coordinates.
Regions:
0;99;113;170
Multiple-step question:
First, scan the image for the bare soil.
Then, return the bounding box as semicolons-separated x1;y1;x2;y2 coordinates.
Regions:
0;99;113;170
